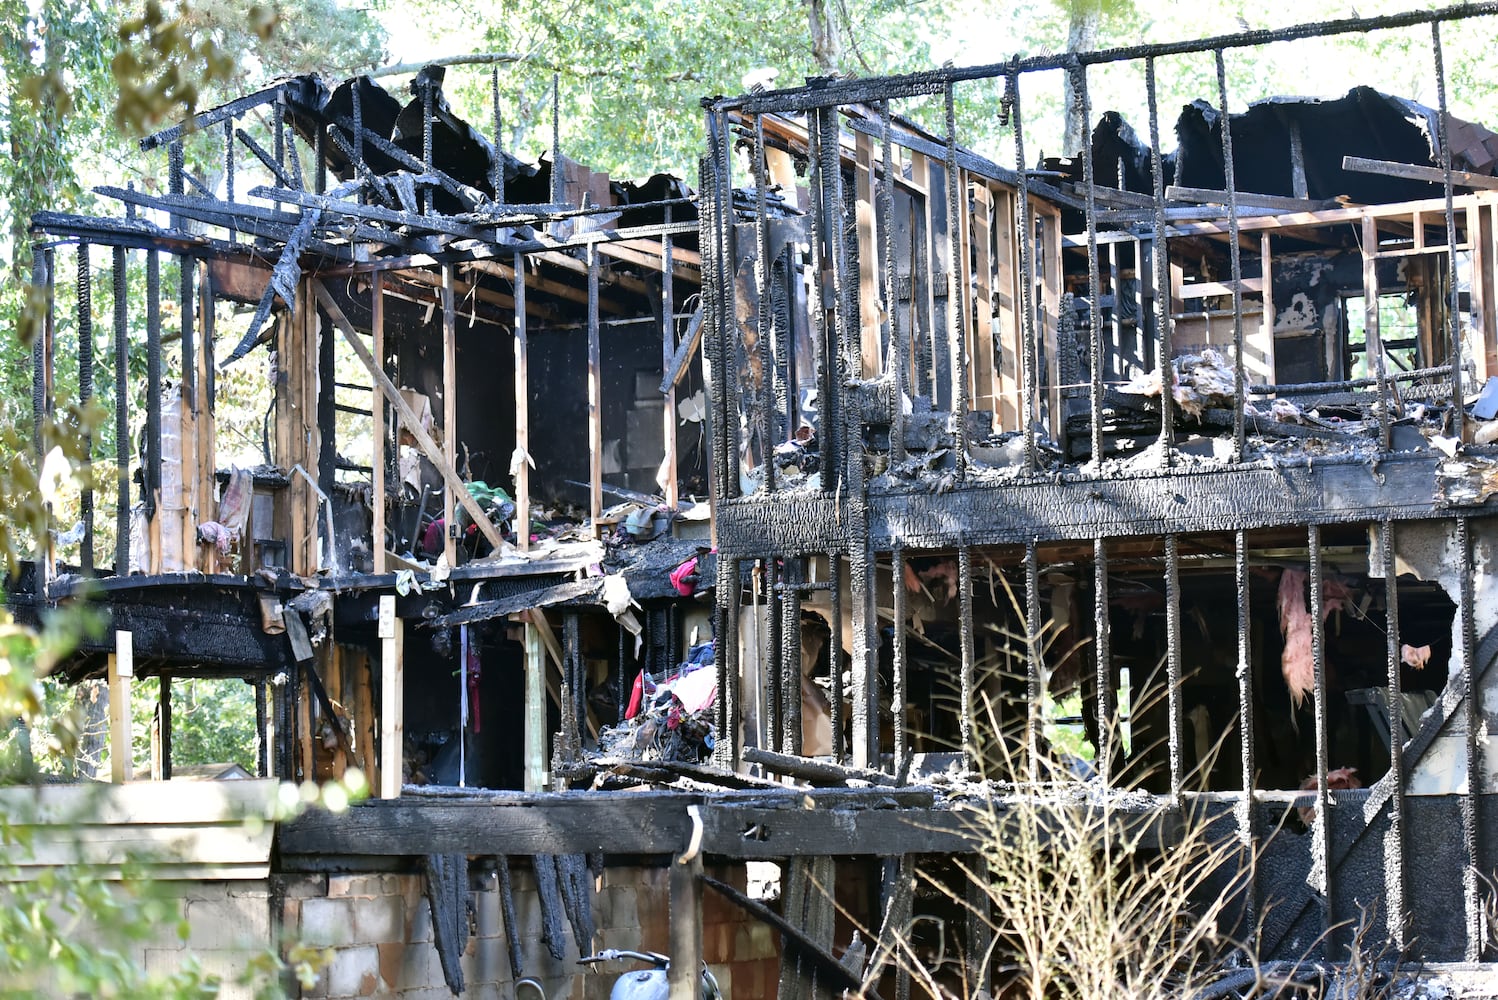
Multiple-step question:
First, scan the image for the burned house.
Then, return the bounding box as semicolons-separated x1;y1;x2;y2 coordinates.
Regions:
12;4;1498;998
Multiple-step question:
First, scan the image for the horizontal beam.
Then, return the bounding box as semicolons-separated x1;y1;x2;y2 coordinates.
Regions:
714;454;1481;556
1342;155;1498;192
278;789;1181;858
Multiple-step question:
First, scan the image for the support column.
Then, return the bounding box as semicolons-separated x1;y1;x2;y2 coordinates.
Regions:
378;594;404;799
108;631;133;783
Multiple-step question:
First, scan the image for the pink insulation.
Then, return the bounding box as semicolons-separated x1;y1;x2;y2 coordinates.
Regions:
1278;568;1315;709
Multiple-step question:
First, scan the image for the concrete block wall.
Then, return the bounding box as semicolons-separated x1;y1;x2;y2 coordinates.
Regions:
286;862;777;1000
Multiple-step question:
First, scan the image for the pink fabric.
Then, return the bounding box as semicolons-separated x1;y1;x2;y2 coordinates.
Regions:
669;556;699;596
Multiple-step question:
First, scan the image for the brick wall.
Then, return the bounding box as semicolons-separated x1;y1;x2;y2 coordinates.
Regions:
285;862;777;1000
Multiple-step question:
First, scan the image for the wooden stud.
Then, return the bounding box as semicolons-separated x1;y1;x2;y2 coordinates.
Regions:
1260;232;1277;383
108;631;133;784
160;675;172;780
668;850;704;1000
587;244;603;533
378;594;403;799
442;265;457;568
972;183;996;412
523;618;547;792
371;272;386;574
995;189;1022;430
514;252;531;552
312;280;503;549
662;226;679;509
856;130;882;378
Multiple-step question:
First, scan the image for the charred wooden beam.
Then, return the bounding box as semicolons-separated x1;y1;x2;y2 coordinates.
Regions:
140;84;283;151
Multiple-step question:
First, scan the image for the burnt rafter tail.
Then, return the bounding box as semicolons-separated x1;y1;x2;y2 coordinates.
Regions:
660;307;705;393
92;186;353;256
224;180;362;367
235;127;298;191
139;83;284;151
311;278;505;550
700;875;876;999
1342;155;1498;191
329;114;487;208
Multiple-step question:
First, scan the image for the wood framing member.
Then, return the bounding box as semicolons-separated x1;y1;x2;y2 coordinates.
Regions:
513;250;531;553
377;595;403;799
311;279;504;549
442;265;458;568
279;790;1180;858
856;129;882;377
1342;155;1498;192
108;630;133;783
587;244;603;531
668;851;704;1000
371;271;386;574
522;617;546;792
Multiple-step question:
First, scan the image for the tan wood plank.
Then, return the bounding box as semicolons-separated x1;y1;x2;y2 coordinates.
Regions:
371;272;387;575
856;130;882;378
442;265;457;568
378;594;403;799
108;631;133;784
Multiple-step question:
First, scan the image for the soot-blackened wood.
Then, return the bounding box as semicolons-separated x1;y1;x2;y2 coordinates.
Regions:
496;856;524;980
702;876;872;999
423;853;469;995
280;793;697;856
742;746;898;786
715;455;1461;556
556;853;596;956
533;854;569;961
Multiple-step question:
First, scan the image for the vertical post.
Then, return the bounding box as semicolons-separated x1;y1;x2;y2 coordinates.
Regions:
958;545;977;763
1073;64;1106;467
944;84;969;481
77;243;94;575
882;103;907;466
113;245;130;574
714;556;741;770
1008;69;1039;474
1362;214;1392;450
441;265;457;567
1308;524;1334;949
780;559;802;756
753;115;779;491
523;617;546;791
1093;537;1113;784
1024;540;1042;773
514;251;530;551
827;556;844;766
1214;50;1248;462
661;214;679;508
1234;529;1257;941
668;850;704;1000
1457;515;1483;959
1432;22;1465;442
371;271;386;573
490;67;504;206
108;631;133;784
159;675;173;781
1164;533;1184;801
587;243;603;531
255;678;269;778
1145;58;1176;467
1260;233;1276;386
378;594;404;799
892;546;908;772
1381;518;1406;950
145;251;161;538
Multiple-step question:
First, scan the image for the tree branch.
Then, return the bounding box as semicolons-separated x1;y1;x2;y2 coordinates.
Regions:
368;52;527;79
